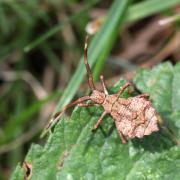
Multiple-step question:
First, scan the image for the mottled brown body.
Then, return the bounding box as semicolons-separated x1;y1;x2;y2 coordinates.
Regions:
103;95;158;140
43;36;159;143
89;89;159;143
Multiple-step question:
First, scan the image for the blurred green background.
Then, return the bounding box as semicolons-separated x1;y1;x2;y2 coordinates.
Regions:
0;0;179;178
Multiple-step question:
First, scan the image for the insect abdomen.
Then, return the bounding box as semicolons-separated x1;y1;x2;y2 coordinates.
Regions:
111;97;159;139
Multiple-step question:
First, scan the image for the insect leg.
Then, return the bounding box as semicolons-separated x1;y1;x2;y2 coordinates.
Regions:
118;130;127;144
100;75;108;95
117;82;131;96
41;96;91;137
137;93;150;99
93;111;107;129
78;103;98;107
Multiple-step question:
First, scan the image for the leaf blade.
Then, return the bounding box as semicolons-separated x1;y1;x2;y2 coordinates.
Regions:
12;63;180;179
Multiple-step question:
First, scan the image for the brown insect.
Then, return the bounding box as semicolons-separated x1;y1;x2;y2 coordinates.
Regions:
43;36;159;143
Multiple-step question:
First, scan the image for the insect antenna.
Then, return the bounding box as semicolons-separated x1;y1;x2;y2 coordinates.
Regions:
84;36;96;90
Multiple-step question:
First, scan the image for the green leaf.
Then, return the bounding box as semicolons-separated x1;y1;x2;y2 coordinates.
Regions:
11;163;24;180
126;146;180;180
12;62;180;179
134;62;174;115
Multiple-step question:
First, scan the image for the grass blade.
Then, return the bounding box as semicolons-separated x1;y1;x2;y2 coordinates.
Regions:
126;0;180;23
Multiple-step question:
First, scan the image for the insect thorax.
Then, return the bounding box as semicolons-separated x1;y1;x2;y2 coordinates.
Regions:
102;95;118;113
